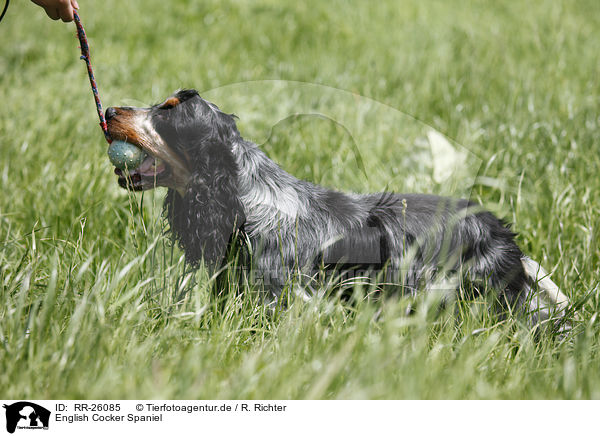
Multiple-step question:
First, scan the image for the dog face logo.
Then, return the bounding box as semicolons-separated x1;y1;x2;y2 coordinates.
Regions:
2;402;50;434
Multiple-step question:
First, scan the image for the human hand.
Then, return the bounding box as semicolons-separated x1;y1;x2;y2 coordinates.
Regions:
31;0;80;22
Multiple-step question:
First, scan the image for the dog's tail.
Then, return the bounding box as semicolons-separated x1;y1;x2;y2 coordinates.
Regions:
520;257;571;328
521;257;569;309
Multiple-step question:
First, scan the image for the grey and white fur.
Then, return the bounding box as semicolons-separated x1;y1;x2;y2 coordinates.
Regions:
105;89;570;327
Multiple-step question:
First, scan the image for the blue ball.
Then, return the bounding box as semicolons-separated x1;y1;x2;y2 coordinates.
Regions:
107;140;147;170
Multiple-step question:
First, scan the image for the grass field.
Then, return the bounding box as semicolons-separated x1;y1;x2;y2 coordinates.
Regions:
1;0;600;399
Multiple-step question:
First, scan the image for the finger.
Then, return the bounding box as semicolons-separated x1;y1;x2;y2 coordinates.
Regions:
46;8;60;20
58;4;75;22
71;0;80;10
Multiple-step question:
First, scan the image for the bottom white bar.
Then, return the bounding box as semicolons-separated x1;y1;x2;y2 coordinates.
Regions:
0;400;595;435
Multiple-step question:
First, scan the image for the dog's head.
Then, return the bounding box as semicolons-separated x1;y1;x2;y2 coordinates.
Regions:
106;90;245;267
105;89;239;192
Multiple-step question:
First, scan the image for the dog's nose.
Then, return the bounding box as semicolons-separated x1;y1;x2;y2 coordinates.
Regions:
105;107;117;120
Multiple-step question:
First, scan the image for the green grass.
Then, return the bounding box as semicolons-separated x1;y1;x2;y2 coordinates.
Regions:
1;0;600;399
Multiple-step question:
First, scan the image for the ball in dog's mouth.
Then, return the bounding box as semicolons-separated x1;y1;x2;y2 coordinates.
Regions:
107;140;147;170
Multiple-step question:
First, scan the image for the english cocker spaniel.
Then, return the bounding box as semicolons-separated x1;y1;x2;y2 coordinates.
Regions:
105;89;570;327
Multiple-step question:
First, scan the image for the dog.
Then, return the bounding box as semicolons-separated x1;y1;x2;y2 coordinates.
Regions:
105;89;570;327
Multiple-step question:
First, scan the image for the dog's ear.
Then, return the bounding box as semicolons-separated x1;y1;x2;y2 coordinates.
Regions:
164;140;245;268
